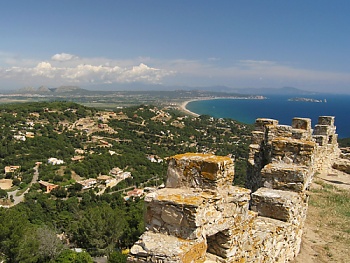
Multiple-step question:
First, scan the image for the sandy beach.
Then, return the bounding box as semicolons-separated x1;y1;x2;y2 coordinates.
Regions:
179;99;201;117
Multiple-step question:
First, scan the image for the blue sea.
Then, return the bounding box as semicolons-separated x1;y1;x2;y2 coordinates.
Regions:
186;94;350;138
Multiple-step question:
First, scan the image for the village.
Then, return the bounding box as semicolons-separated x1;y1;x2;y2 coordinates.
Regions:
0;102;250;208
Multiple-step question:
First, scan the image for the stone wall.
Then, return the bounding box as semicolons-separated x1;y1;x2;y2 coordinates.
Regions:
128;116;340;263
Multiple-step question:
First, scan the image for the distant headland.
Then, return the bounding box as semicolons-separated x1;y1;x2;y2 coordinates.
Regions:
288;97;326;103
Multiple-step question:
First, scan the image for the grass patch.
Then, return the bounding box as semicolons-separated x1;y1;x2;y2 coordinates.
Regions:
308;181;350;248
16;187;29;196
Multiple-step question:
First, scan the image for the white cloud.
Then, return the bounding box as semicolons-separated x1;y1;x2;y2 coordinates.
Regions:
141;58;350;93
160;58;350;84
0;55;173;86
1;53;350;91
32;62;56;78
51;53;77;62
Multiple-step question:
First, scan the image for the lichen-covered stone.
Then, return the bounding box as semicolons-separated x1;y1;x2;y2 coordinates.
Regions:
130;115;341;263
251;131;265;144
166;153;234;190
251;187;307;224
254;118;278;132
207;211;257;259
271;137;316;166
242;217;303;263
144;187;251;239
276;125;293;138
261;163;313;192
128;232;207;263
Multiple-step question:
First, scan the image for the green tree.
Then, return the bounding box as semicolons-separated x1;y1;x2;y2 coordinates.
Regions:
0;189;7;199
108;251;127;263
54;249;93;263
72;204;126;252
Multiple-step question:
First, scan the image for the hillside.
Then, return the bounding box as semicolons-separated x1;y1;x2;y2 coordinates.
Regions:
0;101;252;262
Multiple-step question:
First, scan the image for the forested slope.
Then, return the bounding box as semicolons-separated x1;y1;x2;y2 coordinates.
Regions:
0;101;252;262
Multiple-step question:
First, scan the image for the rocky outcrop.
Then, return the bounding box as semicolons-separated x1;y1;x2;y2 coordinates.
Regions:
332;158;350;174
128;116;341;263
332;147;350;174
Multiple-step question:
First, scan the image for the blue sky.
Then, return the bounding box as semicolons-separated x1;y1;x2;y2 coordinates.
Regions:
1;0;350;93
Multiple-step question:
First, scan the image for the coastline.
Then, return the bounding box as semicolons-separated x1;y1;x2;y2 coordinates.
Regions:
179;99;201;117
178;95;266;118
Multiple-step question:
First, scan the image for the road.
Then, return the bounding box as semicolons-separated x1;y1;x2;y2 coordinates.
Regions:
8;165;39;206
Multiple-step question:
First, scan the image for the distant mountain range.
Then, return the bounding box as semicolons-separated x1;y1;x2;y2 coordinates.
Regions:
15;85;85;94
11;84;319;96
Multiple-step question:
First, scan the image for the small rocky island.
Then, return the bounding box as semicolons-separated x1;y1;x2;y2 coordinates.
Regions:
288;97;326;103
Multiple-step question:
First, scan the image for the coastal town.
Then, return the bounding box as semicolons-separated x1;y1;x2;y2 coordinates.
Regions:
0;101;252;208
0;100;255;261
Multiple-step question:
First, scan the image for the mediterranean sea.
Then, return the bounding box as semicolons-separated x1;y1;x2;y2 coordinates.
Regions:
186;94;350;138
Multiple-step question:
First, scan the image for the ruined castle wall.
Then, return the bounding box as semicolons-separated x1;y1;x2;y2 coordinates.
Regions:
313;116;341;173
128;116;340;263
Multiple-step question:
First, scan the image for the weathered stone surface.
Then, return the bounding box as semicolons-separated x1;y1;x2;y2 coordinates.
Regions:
251;188;307;223
313;135;328;146
207;211;257;259
314;124;335;136
291;128;311;140
128;231;207;263
271;137;316;166
251;131;264;144
254;118;278;132
339;147;350;160
318;116;335;126
243;217;303;263
130;115;341;263
144;187;251;239
261;163;313;192
292;117;312;131
333;158;350;174
276;125;293;138
166;153;234;190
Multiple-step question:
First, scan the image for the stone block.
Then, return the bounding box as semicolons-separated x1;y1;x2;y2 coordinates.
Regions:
166;153;234;190
318;116;335;126
271;137;316;166
130;114;341;263
261;163;313;192
206;211;257;259
254;118;278;132
276;125;293;138
251;188;307;224
251;131;264;144
314;124;335;136
292;117;311;131
292;128;312;140
333;158;350;174
144;187;251;239
128;231;207;263
242;217;302;263
313;135;327;146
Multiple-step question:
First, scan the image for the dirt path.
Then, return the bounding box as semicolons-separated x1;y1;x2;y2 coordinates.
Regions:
293;168;350;263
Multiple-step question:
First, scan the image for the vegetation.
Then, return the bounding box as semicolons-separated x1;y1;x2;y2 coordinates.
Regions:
0;101;253;262
308;180;350;261
338;137;350;147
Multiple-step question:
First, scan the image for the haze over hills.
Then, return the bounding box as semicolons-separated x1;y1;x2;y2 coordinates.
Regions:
10;84;319;96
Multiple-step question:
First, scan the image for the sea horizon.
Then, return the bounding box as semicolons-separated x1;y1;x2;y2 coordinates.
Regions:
185;94;350;139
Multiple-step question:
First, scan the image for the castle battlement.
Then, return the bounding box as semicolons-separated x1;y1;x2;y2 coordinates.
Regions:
128;116;340;263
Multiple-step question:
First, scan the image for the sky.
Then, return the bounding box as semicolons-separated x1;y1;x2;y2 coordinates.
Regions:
0;0;350;93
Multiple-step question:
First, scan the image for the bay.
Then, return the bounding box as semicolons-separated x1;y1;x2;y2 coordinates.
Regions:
186;94;350;138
